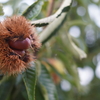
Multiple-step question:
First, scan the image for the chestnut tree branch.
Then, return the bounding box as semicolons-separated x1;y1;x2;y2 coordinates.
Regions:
47;0;55;16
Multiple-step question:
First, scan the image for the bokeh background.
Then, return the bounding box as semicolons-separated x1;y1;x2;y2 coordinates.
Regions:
0;0;100;100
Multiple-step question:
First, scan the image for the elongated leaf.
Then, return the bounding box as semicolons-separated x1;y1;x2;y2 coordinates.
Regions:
18;3;29;15
39;64;58;100
39;0;72;44
61;34;87;59
39;13;67;43
35;83;47;100
0;4;4;15
55;51;81;90
31;0;72;26
22;0;44;19
71;40;87;59
22;62;37;100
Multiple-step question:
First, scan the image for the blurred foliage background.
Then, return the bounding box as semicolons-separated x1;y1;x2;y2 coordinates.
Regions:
0;0;100;100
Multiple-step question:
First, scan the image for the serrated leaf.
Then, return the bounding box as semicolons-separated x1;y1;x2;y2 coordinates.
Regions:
0;4;4;15
22;0;44;20
39;64;58;100
31;0;72;27
22;62;37;100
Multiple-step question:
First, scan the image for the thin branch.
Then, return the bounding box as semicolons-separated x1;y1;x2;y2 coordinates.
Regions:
47;0;55;16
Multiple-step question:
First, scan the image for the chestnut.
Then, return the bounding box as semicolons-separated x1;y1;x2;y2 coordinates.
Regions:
13;49;25;56
8;38;31;50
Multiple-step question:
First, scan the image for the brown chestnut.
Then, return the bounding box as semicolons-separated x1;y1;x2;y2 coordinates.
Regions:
8;38;31;50
13;49;25;56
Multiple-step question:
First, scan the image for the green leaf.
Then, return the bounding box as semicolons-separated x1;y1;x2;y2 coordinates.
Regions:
17;3;29;15
55;51;81;90
39;64;58;100
0;77;14;100
22;0;44;20
31;0;72;26
22;62;37;100
35;83;46;100
0;4;4;15
0;76;8;85
0;75;3;81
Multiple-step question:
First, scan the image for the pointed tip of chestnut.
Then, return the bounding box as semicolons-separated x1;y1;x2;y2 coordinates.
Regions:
8;38;31;50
